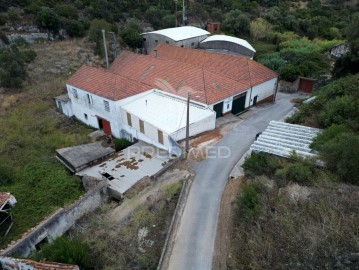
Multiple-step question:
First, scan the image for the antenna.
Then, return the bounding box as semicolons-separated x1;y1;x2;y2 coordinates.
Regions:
102;29;109;68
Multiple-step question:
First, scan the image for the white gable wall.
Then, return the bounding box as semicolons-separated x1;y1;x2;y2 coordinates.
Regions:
66;84;123;138
246;77;277;107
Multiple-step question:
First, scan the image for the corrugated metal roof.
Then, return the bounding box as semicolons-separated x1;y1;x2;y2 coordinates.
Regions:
143;26;210;41
201;35;256;52
250;121;322;159
122;91;214;135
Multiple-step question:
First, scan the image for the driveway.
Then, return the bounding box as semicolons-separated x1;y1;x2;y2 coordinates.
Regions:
166;93;296;270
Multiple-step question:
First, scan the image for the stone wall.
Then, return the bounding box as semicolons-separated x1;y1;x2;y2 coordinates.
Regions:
0;181;108;257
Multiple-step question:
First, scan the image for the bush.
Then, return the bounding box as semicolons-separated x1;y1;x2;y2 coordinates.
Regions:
33;236;92;269
222;10;250;35
237;183;260;220
120;19;142;49
279;64;300;82
310;124;349;150
319;96;359;128
65;19;86;38
21;50;37;63
36;7;60;33
242;152;278;177
0;46;26;89
113;138;132;151
275;162;314;185
321;133;359;184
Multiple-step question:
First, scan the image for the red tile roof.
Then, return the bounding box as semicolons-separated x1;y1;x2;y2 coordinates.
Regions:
67;44;276;104
0;257;79;270
66;66;152;101
154;44;277;86
0;192;11;208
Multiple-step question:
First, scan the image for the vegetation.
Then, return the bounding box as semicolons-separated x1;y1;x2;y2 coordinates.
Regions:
113;137;132;151
32;237;92;269
0;44;36;89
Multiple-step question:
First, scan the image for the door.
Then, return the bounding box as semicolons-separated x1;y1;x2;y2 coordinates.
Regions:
253;95;258;106
213;102;223;118
298;79;313;93
231;92;247;115
98;117;112;135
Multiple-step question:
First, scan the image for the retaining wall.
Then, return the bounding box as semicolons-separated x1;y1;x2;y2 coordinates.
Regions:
1;181;108;257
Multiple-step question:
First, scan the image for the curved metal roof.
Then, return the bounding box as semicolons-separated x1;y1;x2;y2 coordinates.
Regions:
143;26;210;42
201;35;256;52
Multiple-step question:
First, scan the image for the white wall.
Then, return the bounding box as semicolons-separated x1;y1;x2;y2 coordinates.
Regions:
66;84;123;138
247;78;277;107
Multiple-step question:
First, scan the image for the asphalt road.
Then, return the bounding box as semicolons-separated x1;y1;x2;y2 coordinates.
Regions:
167;94;296;270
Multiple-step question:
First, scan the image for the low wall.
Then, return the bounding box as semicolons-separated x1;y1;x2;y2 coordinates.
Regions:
1;181;108;257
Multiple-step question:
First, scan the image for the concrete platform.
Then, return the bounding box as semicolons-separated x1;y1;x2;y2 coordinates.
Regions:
56;141;115;173
76;141;175;199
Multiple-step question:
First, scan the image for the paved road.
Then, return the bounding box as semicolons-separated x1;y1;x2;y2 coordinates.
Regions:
167;94;295;270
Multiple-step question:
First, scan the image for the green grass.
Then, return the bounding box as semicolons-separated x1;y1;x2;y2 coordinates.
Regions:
0;99;92;247
251;39;277;59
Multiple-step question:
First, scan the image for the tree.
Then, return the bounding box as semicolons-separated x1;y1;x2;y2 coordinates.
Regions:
161;14;176;29
121;19;142;49
36;7;60;33
279;64;300;82
0;46;27;89
222;10;250;35
250;18;272;41
88;19;113;56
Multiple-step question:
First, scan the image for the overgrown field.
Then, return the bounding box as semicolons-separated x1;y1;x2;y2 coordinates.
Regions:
33;181;182;269
0;39;97;247
229;153;359;269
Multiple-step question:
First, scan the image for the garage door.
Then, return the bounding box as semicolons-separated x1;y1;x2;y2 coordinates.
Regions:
213;102;223;118
231;92;247;115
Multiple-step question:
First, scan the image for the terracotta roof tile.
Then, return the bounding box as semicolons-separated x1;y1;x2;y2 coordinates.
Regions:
67;44;276;105
0;192;11;207
66;66;152;101
0;257;79;270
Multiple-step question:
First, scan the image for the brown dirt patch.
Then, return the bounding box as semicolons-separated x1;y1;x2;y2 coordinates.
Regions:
212;177;243;270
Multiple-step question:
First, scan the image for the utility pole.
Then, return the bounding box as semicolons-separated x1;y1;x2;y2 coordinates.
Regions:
102;29;109;68
182;0;186;26
175;0;178;27
184;92;191;159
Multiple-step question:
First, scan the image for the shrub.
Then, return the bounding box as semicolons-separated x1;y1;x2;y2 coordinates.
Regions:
65;19;86;38
113;138;132;151
161;14;176;29
33;236;92;269
36;7;60;33
222;10;250;35
0;46;26;89
120;19;142;49
320;133;359;184
275;162;314;185
279;64;300;82
242;152;278;177
319;96;359;128
310;124;349;150
237;183;260;220
21;50;37;63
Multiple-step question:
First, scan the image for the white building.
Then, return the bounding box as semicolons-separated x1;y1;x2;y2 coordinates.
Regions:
58;44;277;153
142;26;210;53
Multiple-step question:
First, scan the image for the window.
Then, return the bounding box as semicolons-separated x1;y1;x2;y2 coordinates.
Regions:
158;130;164;144
139;119;145;134
227;104;230;109
191;42;195;46
87;94;93;105
155;40;158;43
84;113;88;120
180;45;184;47
143;38;146;41
127;112;132;127
72;88;78;98
166;41;169;44
104;100;110;112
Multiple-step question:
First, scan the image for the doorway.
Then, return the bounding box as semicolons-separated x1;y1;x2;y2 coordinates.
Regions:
97;117;112;135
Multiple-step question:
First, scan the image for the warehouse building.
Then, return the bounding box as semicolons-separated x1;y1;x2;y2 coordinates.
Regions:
200;35;256;59
142;26;210;53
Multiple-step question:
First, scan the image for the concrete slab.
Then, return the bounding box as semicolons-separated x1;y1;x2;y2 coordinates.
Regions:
77;141;174;198
56;141;115;173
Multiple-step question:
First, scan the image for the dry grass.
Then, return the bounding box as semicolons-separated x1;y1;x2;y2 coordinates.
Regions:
229;178;359;269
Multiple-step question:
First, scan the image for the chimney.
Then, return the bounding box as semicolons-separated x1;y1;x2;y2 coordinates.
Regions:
153;49;158;58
